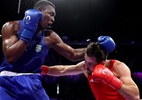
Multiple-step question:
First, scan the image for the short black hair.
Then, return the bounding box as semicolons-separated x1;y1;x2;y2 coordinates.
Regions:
86;42;108;63
33;0;55;10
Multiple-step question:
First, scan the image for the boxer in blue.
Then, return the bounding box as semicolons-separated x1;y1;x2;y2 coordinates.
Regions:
0;0;86;100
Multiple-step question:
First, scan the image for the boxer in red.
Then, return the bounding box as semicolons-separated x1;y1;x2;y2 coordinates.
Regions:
41;36;140;100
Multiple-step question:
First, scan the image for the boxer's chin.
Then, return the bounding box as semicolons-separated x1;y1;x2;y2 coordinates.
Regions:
87;70;92;75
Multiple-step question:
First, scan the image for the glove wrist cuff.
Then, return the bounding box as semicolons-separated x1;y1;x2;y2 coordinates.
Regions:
41;65;49;75
20;29;35;43
110;77;122;90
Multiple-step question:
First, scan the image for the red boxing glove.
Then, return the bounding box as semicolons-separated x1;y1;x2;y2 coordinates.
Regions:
40;65;49;75
92;64;122;90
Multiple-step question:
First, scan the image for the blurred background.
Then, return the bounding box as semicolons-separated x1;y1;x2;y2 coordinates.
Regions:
0;0;142;99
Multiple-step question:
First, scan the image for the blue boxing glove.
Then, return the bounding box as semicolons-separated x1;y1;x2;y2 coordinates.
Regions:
98;36;116;53
20;9;43;43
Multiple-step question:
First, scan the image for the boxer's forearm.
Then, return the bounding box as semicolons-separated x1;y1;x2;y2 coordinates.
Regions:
118;84;140;100
72;48;86;61
41;64;83;76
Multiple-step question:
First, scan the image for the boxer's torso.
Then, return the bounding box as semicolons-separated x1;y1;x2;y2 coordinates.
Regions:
0;20;49;73
88;60;126;100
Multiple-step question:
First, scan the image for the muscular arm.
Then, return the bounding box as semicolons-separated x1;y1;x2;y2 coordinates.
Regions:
1;21;28;64
45;30;86;62
114;62;140;100
42;61;85;76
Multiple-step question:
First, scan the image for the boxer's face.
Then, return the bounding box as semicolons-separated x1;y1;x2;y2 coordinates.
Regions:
84;53;98;75
40;5;56;29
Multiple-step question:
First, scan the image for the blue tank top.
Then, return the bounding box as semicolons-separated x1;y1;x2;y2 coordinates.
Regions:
0;20;49;73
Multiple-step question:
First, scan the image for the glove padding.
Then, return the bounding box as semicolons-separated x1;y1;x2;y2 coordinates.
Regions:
98;36;116;53
92;64;122;90
20;9;43;43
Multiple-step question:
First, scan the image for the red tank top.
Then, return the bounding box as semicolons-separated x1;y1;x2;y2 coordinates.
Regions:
88;60;126;100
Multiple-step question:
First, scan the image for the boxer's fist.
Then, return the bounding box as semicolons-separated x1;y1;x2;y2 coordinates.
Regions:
20;9;43;43
92;64;122;90
98;36;116;53
23;9;43;31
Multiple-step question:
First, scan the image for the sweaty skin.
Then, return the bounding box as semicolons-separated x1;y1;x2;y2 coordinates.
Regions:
41;59;140;100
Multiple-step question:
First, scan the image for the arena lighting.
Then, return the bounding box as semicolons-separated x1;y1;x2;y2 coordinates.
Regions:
131;41;134;44
17;0;39;14
133;72;142;78
86;39;91;42
57;84;59;94
17;0;21;13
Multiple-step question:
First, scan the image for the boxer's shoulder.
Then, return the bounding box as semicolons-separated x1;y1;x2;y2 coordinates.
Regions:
44;29;57;36
44;30;63;48
2;21;19;35
2;21;19;31
44;30;61;43
2;21;19;28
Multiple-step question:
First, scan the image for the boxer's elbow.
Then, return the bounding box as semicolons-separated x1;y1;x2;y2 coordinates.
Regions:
130;95;140;100
61;50;84;62
134;91;140;100
133;86;140;100
67;54;84;62
66;56;79;62
5;56;17;64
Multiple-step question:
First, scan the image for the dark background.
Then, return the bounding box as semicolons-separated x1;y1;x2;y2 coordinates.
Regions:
0;0;141;42
0;0;142;99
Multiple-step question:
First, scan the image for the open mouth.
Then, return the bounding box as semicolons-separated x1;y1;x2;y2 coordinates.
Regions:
87;69;92;75
46;24;52;29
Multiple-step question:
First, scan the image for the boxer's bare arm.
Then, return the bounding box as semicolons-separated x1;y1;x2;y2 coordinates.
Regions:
42;61;85;76
113;61;140;100
45;30;86;62
1;21;28;64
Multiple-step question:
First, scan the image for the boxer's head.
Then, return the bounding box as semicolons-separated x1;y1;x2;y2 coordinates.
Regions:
33;0;56;29
84;42;106;75
84;36;115;75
